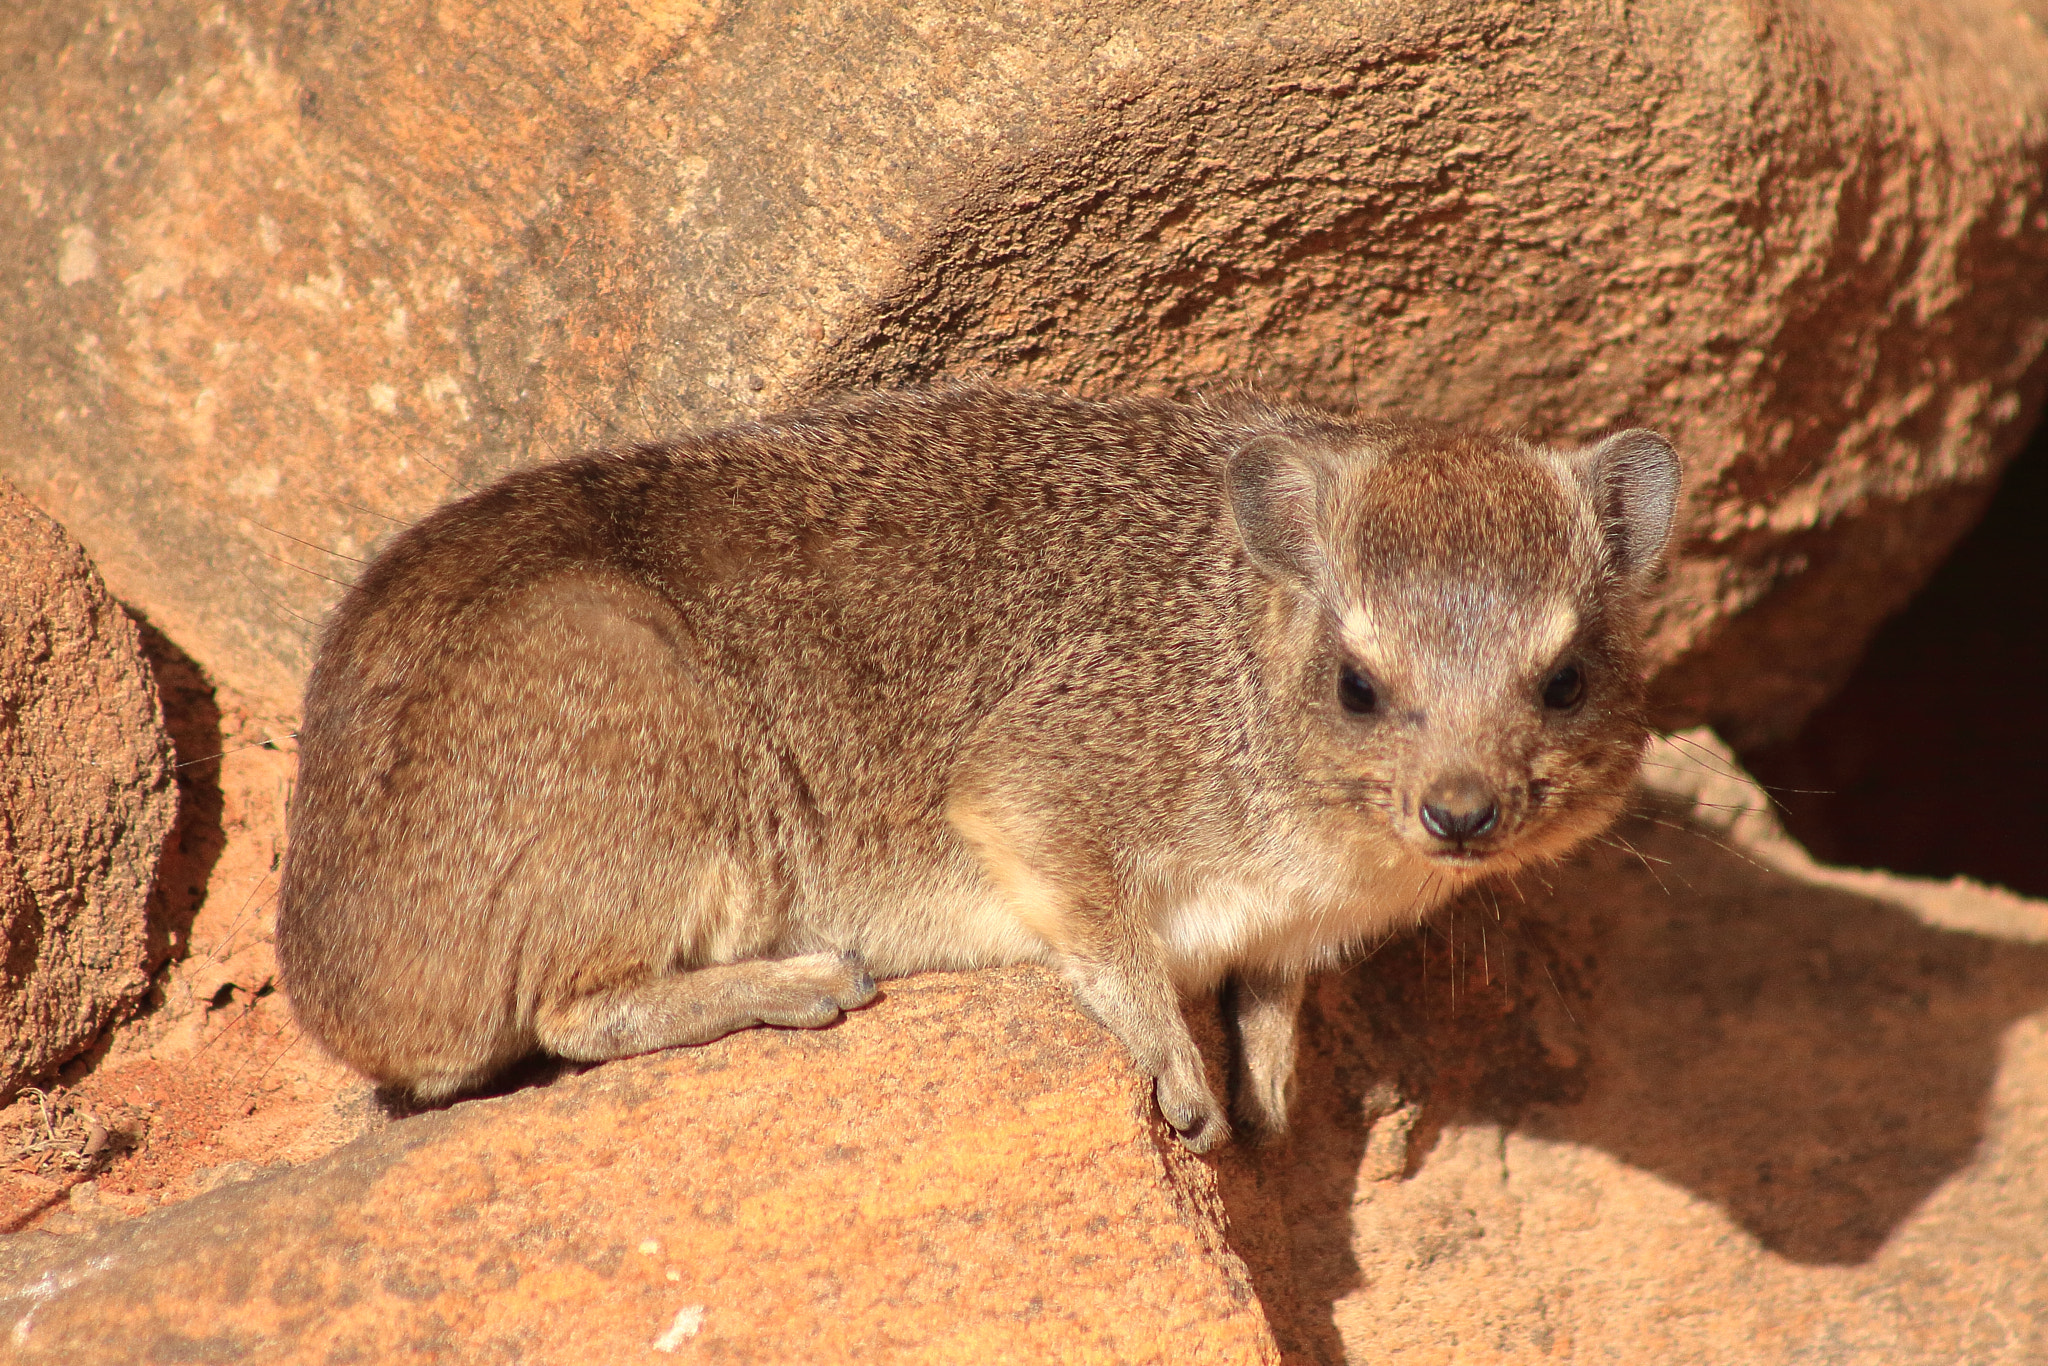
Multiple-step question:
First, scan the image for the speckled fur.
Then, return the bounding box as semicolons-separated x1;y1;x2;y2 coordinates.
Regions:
277;384;1679;1149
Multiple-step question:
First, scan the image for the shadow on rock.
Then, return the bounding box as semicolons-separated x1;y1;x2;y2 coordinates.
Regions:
1218;792;2048;1357
129;612;227;968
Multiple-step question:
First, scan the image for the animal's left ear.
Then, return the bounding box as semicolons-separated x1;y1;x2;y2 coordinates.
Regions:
1225;433;1329;590
1576;429;1681;585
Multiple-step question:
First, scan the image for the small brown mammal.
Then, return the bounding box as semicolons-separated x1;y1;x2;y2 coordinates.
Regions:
277;384;1678;1149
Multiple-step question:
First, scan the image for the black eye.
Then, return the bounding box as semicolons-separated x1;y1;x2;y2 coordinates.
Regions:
1542;663;1585;711
1338;665;1378;715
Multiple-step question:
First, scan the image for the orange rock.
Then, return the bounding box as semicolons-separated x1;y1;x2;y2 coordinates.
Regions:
0;968;1281;1363
5;743;2048;1363
1;0;2044;740
0;478;176;1099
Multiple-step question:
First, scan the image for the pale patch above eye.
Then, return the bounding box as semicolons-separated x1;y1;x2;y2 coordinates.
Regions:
1529;599;1580;666
1337;602;1383;662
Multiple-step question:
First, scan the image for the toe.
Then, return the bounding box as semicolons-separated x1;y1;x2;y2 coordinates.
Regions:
1157;1076;1230;1153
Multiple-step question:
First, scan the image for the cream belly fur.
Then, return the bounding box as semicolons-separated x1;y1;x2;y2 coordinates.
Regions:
1146;856;1455;994
276;384;1680;1151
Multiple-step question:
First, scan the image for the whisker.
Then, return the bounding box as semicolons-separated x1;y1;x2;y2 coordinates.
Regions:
417;453;488;495
251;519;369;565
1636;757;1835;798
243;1024;306;1095
326;495;408;527
1633;814;1781;875
1340;931;1400;976
1450;906;1457;1015
1597;830;1671;897
1597;831;1673;867
260;550;353;591
176;733;299;771
235;568;319;629
200;874;276;966
1655;731;1824;815
1657;730;1753;779
1540;959;1579;1028
195;996;264;1055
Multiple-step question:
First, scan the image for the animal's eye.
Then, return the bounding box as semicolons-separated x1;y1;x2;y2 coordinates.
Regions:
1338;665;1378;716
1542;663;1585;711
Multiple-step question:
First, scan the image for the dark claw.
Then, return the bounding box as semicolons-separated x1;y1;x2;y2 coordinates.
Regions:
1160;1097;1230;1152
836;949;877;998
1177;1113;1228;1154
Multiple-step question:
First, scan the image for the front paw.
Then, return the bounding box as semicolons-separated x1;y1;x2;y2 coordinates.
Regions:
752;950;880;1028
1156;1066;1231;1153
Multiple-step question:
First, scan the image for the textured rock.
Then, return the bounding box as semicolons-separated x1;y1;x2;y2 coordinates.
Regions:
0;479;177;1101
0;650;332;1238
0;969;1280;1364
6;737;2047;1363
1234;733;2048;1364
2;0;2045;735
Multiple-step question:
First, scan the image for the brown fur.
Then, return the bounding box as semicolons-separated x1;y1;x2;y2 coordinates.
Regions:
276;384;1679;1149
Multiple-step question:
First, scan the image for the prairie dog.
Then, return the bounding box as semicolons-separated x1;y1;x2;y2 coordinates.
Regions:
276;384;1679;1150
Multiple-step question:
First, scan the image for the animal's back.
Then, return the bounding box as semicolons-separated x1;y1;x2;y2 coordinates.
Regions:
276;385;1292;1092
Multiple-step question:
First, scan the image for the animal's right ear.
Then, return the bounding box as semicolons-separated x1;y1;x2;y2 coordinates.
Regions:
1226;435;1326;588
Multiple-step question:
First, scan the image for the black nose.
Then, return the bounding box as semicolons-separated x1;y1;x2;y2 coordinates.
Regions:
1419;777;1500;843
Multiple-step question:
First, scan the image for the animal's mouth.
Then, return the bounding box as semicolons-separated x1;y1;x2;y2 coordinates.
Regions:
1417;838;1511;869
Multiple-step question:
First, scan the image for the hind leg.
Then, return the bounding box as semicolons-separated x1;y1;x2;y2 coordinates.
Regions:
534;951;879;1063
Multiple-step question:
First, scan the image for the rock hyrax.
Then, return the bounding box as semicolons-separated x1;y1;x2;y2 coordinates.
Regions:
277;384;1679;1150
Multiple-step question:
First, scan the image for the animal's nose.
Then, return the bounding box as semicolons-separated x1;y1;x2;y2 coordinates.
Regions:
1418;775;1500;843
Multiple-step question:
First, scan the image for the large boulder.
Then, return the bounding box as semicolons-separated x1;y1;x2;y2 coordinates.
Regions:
0;479;176;1100
1;0;2044;737
4;742;2046;1363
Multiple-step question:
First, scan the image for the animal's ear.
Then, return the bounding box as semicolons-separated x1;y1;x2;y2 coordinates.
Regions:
1580;429;1681;585
1226;434;1327;588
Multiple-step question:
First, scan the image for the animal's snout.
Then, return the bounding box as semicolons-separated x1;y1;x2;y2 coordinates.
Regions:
1418;773;1500;845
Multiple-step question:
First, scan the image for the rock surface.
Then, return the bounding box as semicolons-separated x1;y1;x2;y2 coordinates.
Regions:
2;0;2046;738
1746;416;2048;898
0;969;1278;1364
4;736;2046;1364
1276;734;2048;1364
0;479;176;1101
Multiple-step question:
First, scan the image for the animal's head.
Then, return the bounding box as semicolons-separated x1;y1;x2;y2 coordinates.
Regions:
1228;418;1680;879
